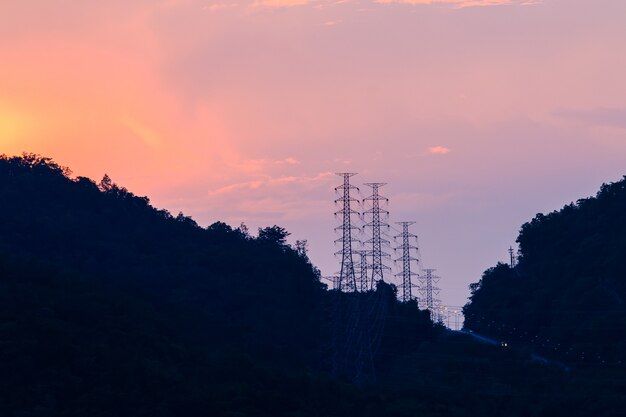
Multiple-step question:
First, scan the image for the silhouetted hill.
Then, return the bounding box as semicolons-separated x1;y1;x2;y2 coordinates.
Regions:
0;154;326;363
0;154;340;416
2;154;624;417
0;154;439;416
464;176;626;365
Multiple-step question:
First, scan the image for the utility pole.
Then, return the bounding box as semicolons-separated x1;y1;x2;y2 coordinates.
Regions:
508;246;516;268
334;173;360;292
394;222;419;302
362;183;391;287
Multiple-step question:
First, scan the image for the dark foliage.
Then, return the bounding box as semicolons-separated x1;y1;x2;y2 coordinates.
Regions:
0;154;433;416
1;154;624;416
464;176;626;366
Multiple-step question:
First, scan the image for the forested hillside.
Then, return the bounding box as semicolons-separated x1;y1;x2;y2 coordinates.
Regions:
0;154;439;416
1;154;625;417
464;177;626;365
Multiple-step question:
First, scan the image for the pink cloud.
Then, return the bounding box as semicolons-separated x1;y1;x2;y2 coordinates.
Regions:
429;146;451;154
373;0;528;8
253;0;310;7
208;180;265;196
228;157;301;173
275;157;301;165
208;171;333;196
203;3;239;12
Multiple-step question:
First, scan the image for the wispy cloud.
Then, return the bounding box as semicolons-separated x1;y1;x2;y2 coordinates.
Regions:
204;170;335;222
555;107;626;130
373;0;538;8
217;0;539;10
229;159;268;173
120;116;163;149
429;146;450;154
253;0;311;7
229;157;301;173
275;157;301;165
207;180;264;196
208;171;333;196
323;19;342;26
203;2;239;12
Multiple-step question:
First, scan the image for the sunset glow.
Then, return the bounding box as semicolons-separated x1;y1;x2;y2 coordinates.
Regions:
1;0;625;306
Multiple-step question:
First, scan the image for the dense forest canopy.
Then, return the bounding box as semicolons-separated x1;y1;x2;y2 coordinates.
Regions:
464;176;626;364
0;154;435;416
1;153;624;416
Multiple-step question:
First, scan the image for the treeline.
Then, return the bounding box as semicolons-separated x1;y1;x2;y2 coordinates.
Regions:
1;154;624;416
464;176;626;365
0;154;438;416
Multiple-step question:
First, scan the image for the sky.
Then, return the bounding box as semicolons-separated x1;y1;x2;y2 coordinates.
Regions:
1;0;625;308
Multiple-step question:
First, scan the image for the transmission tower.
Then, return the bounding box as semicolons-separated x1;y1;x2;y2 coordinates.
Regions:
329;176;390;386
322;275;340;289
356;250;369;292
508;246;516;268
419;268;442;320
334;173;360;292
362;183;391;287
442;306;463;331
394;222;419;302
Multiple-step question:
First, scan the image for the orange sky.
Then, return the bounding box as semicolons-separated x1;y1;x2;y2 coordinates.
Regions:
2;0;625;306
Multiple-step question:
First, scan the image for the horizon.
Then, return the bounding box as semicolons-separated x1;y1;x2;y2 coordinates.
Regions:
2;0;626;307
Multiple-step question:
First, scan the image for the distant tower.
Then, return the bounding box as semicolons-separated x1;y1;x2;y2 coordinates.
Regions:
329;175;390;386
356;250;369;292
362;183;391;287
508;246;516;268
322;275;340;289
420;268;442;320
394;222;419;302
445;306;463;331
334;173;360;292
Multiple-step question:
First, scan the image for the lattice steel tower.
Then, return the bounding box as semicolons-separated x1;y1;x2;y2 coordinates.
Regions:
419;268;441;312
394;222;419;302
334;173;360;292
363;183;391;286
356;250;368;292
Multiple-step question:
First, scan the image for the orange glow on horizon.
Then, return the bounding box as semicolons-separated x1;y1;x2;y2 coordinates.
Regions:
1;0;625;308
0;104;31;148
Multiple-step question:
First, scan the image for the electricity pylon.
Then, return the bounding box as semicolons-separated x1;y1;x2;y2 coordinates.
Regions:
334;173;360;292
356;250;368;292
419;268;442;321
394;221;419;302
362;183;391;287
